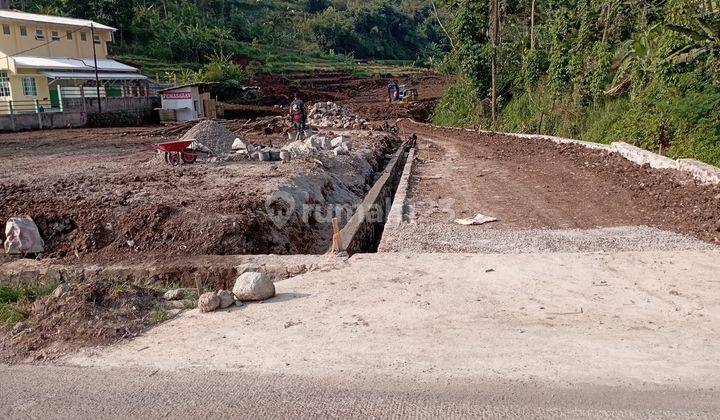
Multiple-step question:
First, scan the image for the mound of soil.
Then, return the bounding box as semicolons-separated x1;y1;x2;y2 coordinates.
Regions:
0;281;164;362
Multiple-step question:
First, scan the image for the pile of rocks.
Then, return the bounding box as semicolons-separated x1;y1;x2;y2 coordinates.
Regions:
162;270;276;313
282;133;352;158
227;138;290;163
308;102;369;130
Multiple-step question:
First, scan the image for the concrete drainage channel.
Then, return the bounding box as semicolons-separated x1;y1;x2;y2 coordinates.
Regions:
334;142;412;254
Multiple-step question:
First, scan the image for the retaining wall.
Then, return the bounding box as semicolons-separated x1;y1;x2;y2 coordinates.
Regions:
0;255;324;289
63;97;158;113
337;143;410;254
0;111;86;131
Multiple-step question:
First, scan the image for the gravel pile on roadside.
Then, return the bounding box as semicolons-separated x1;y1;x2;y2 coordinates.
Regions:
181;120;237;156
380;224;718;253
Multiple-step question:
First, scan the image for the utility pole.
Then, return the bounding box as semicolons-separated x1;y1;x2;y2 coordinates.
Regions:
530;0;536;50
91;23;102;113
490;0;499;124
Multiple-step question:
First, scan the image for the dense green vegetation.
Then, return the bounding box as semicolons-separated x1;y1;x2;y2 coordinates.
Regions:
12;0;451;76
434;0;720;166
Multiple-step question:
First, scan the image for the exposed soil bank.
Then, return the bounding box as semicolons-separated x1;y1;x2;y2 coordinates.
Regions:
0;124;399;263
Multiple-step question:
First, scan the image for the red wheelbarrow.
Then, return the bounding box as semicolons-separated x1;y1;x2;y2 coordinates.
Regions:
146;140;207;165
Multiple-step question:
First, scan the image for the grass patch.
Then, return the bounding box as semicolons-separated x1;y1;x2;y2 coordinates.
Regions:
0;284;57;305
0;303;28;328
151;308;168;323
434;76;720;167
430;76;480;127
115;44;427;83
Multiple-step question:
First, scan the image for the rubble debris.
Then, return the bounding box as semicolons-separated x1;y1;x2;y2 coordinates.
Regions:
165;299;194;310
11;321;27;336
52;283;72;299
180;120;237;157
455;214;499;226
4;216;45;254
233;272;275;301
282;141;312;158
333;144;350;156
217;290;236;309
198;291;220;312
280;133;353;159
307;101;369;130
163;288;193;301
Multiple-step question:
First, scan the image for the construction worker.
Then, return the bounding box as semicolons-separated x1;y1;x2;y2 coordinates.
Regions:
288;93;307;141
387;80;400;102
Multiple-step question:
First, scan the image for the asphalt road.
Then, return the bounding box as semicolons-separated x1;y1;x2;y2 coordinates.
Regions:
2;365;719;419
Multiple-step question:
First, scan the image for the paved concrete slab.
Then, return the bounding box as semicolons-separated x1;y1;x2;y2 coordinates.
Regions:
67;251;720;388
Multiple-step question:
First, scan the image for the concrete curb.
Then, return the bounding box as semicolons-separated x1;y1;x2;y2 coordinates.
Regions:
384;147;415;227
610;142;678;170
406;120;720;185
336;143;410;254
676;158;720;185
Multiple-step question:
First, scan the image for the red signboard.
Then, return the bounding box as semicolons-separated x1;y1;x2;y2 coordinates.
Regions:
162;91;192;100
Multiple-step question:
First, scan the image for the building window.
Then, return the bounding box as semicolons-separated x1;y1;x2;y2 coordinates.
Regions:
22;77;37;96
51;31;60;41
0;72;10;97
93;34;101;44
19;26;27;36
67;31;73;40
80;32;87;41
2;25;10;35
35;29;45;40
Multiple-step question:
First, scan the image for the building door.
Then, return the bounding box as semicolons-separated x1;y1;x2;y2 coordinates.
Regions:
49;87;60;110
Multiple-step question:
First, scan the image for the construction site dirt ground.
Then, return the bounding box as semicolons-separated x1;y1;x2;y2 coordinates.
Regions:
378;121;720;253
2;73;720;417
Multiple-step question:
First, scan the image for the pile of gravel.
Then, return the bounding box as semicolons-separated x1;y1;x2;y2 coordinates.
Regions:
181;120;237;156
380;224;718;254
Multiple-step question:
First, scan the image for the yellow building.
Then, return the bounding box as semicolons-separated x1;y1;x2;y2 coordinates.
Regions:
0;10;146;113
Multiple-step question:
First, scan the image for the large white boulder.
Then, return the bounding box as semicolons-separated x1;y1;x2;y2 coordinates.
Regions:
233;272;275;301
4;216;44;254
232;138;248;151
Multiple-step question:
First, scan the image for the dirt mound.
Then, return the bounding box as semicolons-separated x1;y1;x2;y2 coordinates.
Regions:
181;120;237;156
0;281;164;362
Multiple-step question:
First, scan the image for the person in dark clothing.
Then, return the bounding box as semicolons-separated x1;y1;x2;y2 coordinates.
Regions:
387;80;400;102
289;93;307;141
